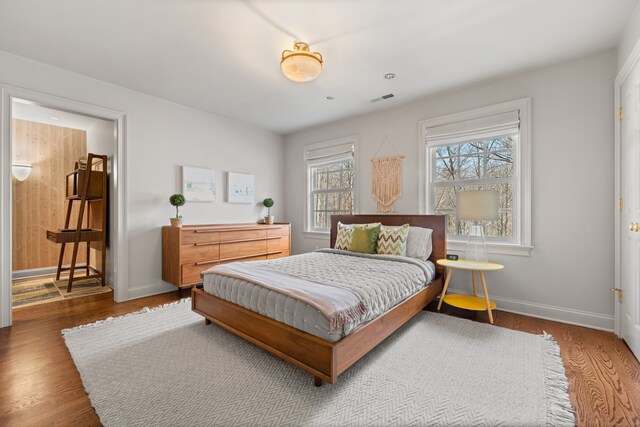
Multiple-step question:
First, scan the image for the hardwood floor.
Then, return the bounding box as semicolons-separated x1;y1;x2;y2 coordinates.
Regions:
1;292;639;426
431;303;640;427
0;292;180;427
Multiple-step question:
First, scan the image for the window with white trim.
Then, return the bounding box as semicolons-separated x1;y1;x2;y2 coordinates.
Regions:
420;99;531;252
304;137;357;232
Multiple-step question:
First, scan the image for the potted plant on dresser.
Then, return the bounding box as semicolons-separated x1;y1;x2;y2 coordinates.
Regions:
169;193;186;227
263;197;275;224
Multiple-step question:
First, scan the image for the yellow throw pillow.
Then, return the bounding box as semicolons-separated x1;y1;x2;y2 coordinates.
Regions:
348;223;381;254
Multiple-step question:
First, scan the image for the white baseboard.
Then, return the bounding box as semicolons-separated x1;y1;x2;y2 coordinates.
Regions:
12;265;88;279
15;272;176;301
127;281;177;300
446;288;614;332
128;283;614;331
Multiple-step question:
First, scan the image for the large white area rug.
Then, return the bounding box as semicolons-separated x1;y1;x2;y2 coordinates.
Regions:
63;299;575;426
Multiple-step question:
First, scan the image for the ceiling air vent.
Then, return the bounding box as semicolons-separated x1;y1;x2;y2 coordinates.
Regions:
371;93;395;103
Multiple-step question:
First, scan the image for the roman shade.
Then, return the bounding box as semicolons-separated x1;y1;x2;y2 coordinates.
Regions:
425;111;519;146
305;141;355;164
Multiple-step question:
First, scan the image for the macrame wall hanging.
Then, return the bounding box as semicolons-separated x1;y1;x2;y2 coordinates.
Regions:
371;135;404;213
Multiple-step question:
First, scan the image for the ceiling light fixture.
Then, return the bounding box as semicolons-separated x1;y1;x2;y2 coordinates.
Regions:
384;73;396;80
326;96;334;100
281;42;323;83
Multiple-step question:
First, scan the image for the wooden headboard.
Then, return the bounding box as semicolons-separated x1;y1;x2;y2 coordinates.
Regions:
330;214;447;279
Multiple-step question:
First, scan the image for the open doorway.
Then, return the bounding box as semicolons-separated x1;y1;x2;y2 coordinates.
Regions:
1;85;127;328
10;99;116;310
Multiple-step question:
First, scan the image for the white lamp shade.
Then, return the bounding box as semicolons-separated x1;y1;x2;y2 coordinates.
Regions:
456;190;499;221
12;162;32;181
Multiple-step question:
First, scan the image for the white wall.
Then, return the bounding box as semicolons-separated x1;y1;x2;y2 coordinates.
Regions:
0;50;285;299
87;119;115;158
87;119;116;286
285;49;617;330
618;1;640;69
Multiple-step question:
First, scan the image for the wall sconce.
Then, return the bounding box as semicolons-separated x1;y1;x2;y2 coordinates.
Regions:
12;162;32;181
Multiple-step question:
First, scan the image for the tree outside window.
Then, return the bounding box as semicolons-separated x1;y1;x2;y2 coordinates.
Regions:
432;136;515;241
308;159;354;231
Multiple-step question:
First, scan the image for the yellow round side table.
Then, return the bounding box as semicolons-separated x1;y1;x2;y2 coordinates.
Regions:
436;259;504;324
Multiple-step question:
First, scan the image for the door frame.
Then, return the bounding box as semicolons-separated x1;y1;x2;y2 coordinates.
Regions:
614;38;640;336
0;83;128;328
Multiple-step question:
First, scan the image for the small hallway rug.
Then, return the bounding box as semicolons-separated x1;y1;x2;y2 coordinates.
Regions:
12;275;112;308
63;299;575;426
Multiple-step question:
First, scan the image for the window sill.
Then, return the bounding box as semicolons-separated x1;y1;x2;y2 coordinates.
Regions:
303;231;330;240
446;239;533;257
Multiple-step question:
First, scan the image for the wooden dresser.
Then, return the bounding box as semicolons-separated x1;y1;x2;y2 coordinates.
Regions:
162;223;291;290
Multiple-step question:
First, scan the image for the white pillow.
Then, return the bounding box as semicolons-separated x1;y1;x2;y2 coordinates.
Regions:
406;226;433;260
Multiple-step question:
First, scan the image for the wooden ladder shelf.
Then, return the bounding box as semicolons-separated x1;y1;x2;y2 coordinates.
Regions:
46;153;108;292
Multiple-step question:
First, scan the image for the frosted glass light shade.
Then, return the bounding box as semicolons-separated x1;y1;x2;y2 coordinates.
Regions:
456;190;499;221
12;162;32;181
281;42;323;83
464;224;489;262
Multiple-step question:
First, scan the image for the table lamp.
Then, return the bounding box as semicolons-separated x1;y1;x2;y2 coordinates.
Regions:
456;190;499;262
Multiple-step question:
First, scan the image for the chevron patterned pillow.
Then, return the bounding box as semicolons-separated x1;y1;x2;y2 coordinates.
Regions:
377;224;410;256
335;222;353;250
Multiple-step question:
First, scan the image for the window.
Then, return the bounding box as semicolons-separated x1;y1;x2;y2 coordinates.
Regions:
433;136;515;241
304;137;357;233
419;99;531;255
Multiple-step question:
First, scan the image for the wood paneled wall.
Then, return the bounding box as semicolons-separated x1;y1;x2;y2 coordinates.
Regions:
11;119;87;272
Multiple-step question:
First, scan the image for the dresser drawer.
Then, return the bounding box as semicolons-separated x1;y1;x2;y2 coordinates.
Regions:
163;223;290;289
219;254;267;265
267;236;289;252
181;262;216;285
220;229;267;242
181;242;220;264
267;250;290;260
220;240;267;260
182;230;220;245
267;226;289;238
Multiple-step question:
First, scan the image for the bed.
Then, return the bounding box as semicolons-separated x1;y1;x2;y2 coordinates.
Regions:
191;214;446;386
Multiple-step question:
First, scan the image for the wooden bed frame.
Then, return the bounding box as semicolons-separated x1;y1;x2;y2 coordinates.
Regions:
191;214;446;386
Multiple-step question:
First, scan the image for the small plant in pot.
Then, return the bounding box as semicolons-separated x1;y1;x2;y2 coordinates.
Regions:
263;197;275;224
169;193;186;227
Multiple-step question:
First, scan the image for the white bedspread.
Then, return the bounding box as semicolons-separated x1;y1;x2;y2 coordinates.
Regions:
202;249;435;342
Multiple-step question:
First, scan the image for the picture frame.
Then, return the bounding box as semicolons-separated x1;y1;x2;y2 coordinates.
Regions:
182;166;216;202
227;172;255;204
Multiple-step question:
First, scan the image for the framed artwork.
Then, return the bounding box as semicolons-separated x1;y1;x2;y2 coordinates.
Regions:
227;172;255;204
183;166;216;202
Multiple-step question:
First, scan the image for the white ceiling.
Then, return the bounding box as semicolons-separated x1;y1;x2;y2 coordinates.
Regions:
11;101;107;131
0;0;636;134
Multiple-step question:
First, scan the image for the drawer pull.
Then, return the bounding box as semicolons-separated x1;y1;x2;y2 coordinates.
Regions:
194;242;220;247
218;251;282;263
194;259;219;266
219;227;269;232
222;237;277;244
194;230;218;234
